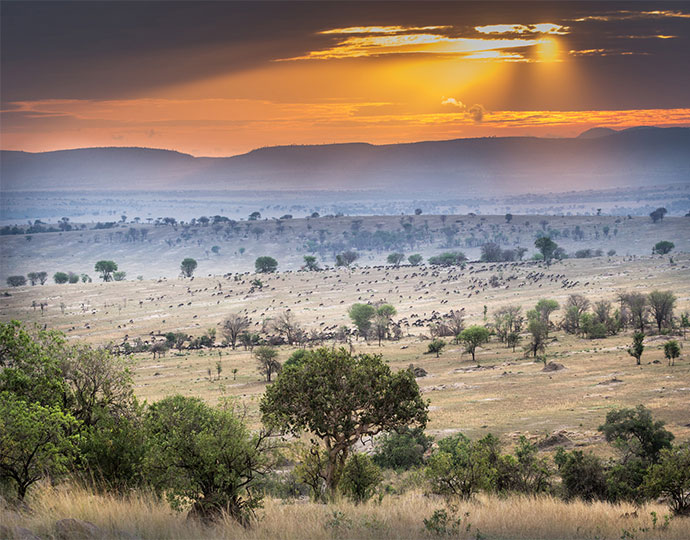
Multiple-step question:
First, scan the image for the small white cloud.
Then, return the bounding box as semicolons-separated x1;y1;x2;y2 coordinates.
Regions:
441;97;486;123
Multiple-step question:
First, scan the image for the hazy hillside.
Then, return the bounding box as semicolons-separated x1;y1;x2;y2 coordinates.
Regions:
2;127;689;194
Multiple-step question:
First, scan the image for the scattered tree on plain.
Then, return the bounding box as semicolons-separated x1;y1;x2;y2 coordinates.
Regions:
255;256;278;273
95;260;118;282
222;314;250;349
254;346;280;382
647;290;676;332
457;326;490;362
652;241;674;255
628;332;645;365
261;348;427;495
180;258;198;278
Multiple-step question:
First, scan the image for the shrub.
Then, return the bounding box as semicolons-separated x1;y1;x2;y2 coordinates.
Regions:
339;453;382;503
53;271;69;284
555;448;607;501
373;426;433;470
425;434;494;499
427;339;446;357
428;252;467;267
644;443;690;516
144;395;272;524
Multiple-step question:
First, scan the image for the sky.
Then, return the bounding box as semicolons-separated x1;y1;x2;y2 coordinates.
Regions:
1;1;689;157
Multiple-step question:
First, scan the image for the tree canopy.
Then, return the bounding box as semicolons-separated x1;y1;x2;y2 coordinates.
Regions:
260;348;427;493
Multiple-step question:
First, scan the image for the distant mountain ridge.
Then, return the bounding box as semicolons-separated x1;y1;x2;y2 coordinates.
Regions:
2;127;689;194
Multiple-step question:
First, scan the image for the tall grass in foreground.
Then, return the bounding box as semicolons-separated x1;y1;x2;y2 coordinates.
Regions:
2;483;689;539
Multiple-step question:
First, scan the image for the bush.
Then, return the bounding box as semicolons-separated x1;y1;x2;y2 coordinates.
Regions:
644;443;690;516
425;434;493;499
428;252;467;267
339;453;382;503
144;395;272;524
373;427;433;470
555;448;607;501
54;271;69;284
6;275;27;287
68;272;79;284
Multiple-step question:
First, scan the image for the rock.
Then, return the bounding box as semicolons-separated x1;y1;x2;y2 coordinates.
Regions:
408;364;427;377
54;519;103;540
542;362;565;372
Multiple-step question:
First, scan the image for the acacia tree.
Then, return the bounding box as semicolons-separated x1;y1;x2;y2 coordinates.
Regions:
222;314;250;349
348;303;376;340
628;332;645;365
303;255;320;271
534;237;558;264
261;348;427;494
255;256;278;273
373;304;396;346
664;340;681;366
621;292;648;332
387;252;405;266
653;241;674;255
180;258;198;278
648;290;676;332
271;311;302;345
95;260;118;282
254;346;280;382
458;326;490;362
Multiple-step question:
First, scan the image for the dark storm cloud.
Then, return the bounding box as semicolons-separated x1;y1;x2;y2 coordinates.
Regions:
1;1;689;109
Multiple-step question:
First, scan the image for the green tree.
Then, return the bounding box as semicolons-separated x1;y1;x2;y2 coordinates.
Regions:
335;251;359;267
647;290;676;332
649;207;667;223
534;236;558;264
94;260;118;282
339;453;382;503
534;299;559;330
599;405;674;465
525;318;548;358
255;256;278;273
425;434;494;499
426;338;446;357
53;271;69;284
554;448;607;502
408;254;423;266
112;271;126;281
0;393;79;500
144;395;272;524
644;443;690;516
457;326;490;363
373;304;396;346
652;241;674;255
428;252;467;267
348;303;376;339
387;252;405;266
621;292;648;332
6;275;26;287
180;258;198;278
303;255;320;271
373;426;432;470
261;348;427;494
628;332;645;365
664;340;681;366
254;346;280;382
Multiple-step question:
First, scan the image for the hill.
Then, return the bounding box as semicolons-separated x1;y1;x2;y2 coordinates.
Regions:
2;127;689;194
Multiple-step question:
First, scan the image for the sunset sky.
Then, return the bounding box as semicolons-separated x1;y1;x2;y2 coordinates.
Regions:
1;1;689;157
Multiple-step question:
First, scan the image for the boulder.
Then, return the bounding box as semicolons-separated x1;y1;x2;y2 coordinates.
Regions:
54;519;103;540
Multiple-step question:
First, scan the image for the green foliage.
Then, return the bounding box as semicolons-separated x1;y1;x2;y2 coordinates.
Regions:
180;258;198;277
534;236;558;263
524;317;549;358
303;255;320;271
628;332;645;365
144;395;271;524
555;448;607;501
427;339;446;357
599;405;674;465
663;340;680;366
255;256;278;273
283;348;308;370
53;271;69;284
425;434;494;499
348;303;376;338
579;313;607;339
94;260;118;281
408;254;423;266
652;241;674;255
6;275;26;287
294;444;328;501
254;345;280;382
335;250;359;267
112;271;126;281
423;507;470;537
261;348;427;493
0;393;79;500
387;252;405;266
339;453;382;503
373;426;433;470
644;443;690;516
457;326;490;362
428;252;467;267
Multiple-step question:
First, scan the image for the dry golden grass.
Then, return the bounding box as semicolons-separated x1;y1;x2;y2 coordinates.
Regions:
2;483;689;539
